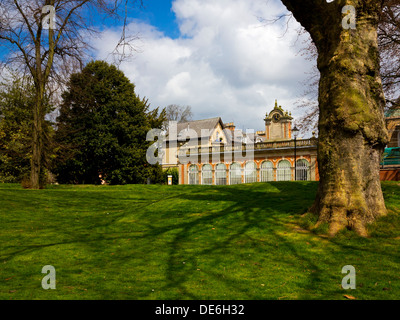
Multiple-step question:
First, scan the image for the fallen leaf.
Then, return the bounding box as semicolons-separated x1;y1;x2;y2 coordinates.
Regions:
343;295;356;300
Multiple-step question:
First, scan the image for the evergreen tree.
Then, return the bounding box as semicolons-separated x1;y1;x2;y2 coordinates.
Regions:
54;60;165;185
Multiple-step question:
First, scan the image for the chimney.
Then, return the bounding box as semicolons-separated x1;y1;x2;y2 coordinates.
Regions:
224;122;236;132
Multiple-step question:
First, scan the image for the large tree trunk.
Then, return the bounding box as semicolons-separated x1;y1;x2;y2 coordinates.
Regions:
281;1;389;236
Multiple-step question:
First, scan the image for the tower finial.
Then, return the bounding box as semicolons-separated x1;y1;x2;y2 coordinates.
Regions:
275;99;278;108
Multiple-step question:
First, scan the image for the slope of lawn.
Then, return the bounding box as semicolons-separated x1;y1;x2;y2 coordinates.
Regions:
0;181;400;300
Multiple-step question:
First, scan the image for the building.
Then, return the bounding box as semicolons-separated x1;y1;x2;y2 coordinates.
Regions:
162;100;319;185
380;104;400;180
385;105;400;148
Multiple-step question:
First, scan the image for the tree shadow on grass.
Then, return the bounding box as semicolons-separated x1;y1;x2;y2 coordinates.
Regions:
133;182;339;299
5;182;399;299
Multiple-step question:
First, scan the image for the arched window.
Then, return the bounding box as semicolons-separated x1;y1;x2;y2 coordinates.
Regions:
296;159;310;181
202;164;213;185
277;160;291;181
244;161;257;183
188;164;199;185
215;163;227;185
260;161;274;182
230;162;242;185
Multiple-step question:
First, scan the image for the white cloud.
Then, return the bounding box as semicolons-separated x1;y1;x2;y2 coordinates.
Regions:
91;0;314;132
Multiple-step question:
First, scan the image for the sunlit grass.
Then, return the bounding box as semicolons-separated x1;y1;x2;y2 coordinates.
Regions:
1;181;399;300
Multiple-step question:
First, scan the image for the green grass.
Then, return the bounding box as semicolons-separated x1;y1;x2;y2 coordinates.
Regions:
1;181;400;300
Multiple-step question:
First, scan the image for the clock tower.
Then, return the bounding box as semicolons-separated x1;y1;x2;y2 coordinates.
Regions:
264;100;293;141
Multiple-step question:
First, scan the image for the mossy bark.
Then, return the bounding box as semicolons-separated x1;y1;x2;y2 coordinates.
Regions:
281;1;388;236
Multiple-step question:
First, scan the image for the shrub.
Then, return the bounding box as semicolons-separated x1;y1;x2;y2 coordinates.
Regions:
163;167;179;185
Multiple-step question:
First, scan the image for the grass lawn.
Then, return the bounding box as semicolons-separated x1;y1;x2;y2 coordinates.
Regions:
1;181;400;300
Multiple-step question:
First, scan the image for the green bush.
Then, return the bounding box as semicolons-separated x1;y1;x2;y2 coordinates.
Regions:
163;167;179;185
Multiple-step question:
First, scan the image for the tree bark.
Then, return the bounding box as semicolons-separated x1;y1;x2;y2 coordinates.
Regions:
30;86;45;189
30;0;55;189
281;0;389;236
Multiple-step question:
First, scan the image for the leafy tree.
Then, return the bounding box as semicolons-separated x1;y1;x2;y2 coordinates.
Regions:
148;100;168;130
0;0;143;189
54;60;165;185
0;76;54;185
280;0;388;236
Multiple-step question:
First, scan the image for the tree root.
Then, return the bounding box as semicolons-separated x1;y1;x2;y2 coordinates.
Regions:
313;205;385;237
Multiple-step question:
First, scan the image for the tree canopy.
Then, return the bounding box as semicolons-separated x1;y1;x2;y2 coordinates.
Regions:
54;60;165;185
0;0;142;188
0;76;54;184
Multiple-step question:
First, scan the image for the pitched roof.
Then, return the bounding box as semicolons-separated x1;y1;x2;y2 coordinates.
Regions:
166;117;223;141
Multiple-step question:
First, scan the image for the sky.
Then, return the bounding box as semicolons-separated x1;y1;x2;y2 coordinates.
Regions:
2;0;316;134
90;0;317;134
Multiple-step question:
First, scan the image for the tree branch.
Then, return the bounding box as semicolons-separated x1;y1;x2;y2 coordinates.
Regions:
0;34;35;78
13;0;36;43
280;0;328;32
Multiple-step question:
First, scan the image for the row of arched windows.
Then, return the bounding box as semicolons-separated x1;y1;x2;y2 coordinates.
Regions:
188;159;311;185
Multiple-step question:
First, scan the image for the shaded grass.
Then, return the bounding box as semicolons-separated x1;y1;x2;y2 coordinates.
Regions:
0;181;399;300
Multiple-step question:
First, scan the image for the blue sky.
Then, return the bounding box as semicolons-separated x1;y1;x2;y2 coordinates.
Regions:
0;0;316;135
92;0;315;135
135;0;180;39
